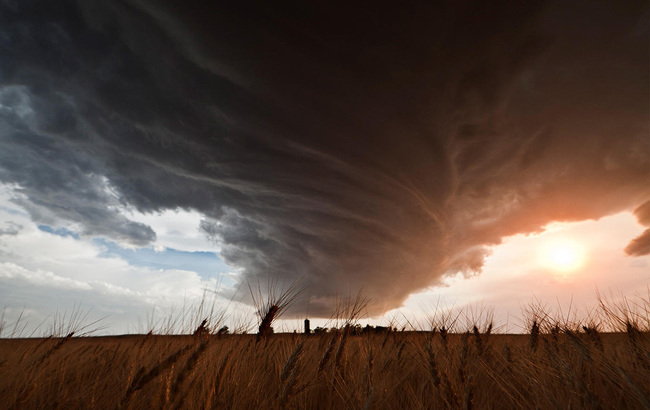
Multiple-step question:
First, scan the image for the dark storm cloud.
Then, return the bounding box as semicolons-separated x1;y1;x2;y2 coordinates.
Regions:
0;85;156;246
0;0;647;315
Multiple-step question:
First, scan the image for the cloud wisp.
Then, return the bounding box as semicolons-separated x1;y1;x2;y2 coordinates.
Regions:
0;1;648;316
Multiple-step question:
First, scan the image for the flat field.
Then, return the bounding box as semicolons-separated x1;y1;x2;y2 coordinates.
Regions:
1;328;648;409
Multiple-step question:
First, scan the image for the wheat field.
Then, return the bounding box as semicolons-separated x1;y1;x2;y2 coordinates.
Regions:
1;295;649;409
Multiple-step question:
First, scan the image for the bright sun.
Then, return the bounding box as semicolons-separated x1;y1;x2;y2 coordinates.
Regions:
540;239;585;272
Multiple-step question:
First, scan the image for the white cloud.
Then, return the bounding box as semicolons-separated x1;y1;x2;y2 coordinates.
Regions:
121;207;217;253
0;188;235;335
0;262;92;290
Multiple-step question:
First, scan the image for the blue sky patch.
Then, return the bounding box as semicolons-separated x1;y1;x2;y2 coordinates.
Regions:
38;224;80;239
94;238;234;281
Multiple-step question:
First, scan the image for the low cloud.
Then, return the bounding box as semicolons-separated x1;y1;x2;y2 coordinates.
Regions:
625;201;650;256
632;200;650;227
625;229;650;257
0;0;647;316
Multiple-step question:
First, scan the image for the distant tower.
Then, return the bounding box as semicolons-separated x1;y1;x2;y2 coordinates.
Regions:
304;319;310;335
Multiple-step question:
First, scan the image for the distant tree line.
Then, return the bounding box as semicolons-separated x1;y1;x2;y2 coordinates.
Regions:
311;324;394;335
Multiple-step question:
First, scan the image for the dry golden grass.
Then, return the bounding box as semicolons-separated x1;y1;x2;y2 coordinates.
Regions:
1;290;649;409
1;325;649;409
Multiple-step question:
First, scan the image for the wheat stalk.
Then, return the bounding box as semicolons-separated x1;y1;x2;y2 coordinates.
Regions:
118;343;193;409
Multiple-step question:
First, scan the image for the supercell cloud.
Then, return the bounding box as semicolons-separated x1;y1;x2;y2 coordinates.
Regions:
0;1;648;315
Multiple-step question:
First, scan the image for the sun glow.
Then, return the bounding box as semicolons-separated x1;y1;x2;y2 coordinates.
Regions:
540;239;585;272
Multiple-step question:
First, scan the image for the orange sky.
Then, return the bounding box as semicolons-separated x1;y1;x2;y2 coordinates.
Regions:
396;212;650;332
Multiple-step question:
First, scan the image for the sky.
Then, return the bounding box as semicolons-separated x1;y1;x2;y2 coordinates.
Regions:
0;0;648;335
